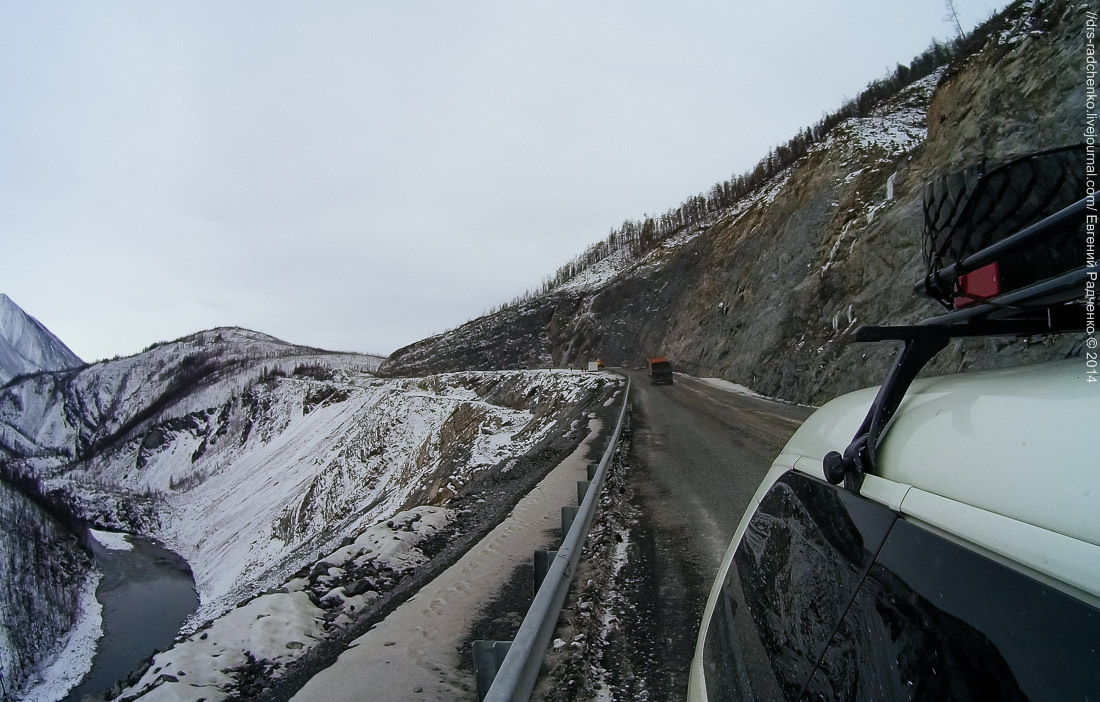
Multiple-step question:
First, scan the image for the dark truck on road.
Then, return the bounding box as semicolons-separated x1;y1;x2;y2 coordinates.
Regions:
647;357;673;385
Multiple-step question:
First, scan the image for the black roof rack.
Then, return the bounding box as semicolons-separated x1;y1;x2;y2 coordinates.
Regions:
823;148;1088;493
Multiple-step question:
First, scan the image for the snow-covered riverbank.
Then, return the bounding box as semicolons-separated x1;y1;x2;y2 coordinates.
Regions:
112;506;454;701
18;572;102;702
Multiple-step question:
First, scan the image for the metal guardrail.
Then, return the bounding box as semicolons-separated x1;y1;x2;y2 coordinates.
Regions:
476;375;631;701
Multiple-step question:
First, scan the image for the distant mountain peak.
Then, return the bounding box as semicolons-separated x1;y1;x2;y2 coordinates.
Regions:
0;294;84;385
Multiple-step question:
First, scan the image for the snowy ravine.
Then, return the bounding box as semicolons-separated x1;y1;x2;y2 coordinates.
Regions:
0;328;613;700
119;367;609;625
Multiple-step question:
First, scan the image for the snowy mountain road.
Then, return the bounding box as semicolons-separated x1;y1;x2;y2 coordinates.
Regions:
617;369;812;699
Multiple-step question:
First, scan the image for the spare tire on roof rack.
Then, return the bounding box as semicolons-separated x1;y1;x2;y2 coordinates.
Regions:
920;144;1086;312
823;144;1089;493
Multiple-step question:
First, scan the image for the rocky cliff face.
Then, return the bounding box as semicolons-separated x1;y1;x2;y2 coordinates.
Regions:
0;481;94;698
382;0;1086;405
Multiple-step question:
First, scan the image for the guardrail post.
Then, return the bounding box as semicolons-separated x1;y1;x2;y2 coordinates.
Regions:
481;375;631;702
561;505;579;540
587;462;598;480
533;550;557;596
473;640;513;701
576;480;591;506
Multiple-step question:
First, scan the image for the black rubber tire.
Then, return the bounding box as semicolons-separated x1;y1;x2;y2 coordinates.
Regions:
921;145;1086;305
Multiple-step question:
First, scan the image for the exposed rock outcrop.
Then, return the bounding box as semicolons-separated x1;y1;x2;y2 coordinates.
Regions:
0;480;94;698
382;0;1087;405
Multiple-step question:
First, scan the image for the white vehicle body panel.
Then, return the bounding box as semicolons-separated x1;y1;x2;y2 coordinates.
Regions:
689;359;1100;701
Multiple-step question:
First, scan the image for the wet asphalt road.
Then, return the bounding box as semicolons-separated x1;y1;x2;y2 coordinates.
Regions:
619;369;813;699
625;370;813;574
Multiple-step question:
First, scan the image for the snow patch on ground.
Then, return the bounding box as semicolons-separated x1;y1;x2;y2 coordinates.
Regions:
818;70;943;197
997;1;1040;46
823;71;942;162
552;224;707;296
714;167;796;231
121;591;324;702
591;530;632;697
698;377;768;399
20;571;103;702
698;376;814;408
554;248;635;294
90;529;134;551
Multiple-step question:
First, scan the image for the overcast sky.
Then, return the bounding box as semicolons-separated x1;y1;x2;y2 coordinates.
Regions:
1;1;1008;363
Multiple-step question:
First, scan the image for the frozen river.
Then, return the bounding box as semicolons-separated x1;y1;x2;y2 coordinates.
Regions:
63;531;197;702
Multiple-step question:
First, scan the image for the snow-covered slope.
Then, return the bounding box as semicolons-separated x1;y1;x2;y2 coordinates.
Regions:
0;294;84;386
0;327;379;467
1;329;606;622
114;505;454;701
106;368;604;623
1;326;613;699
